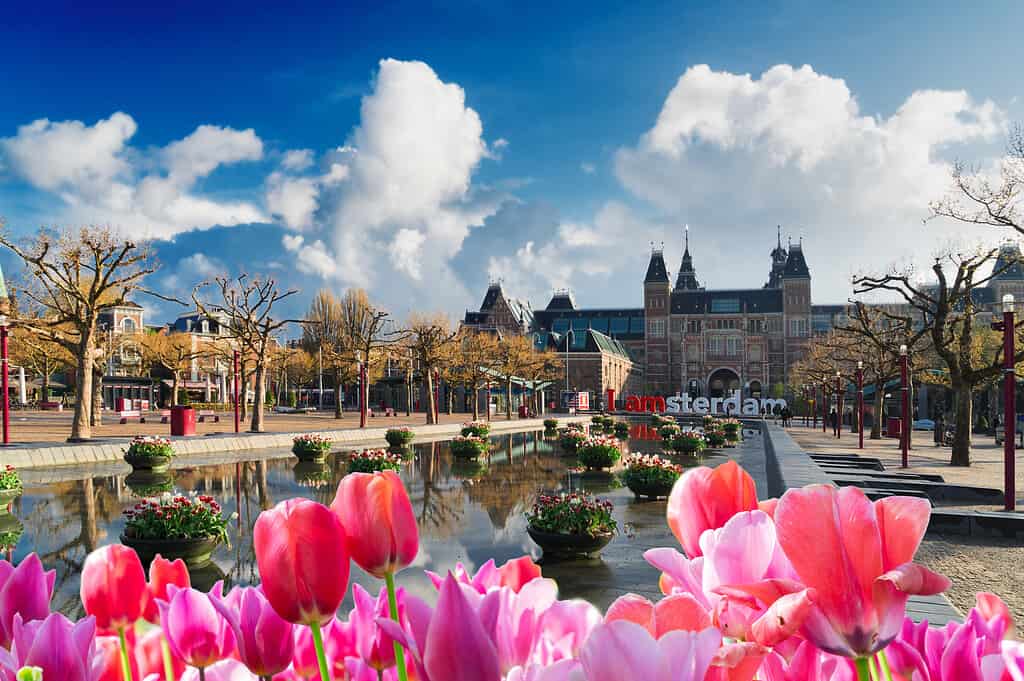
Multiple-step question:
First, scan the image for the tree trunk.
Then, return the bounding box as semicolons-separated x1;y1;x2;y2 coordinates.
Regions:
871;382;883;439
950;381;972;466
172;371;180;407
250;361;267;433
472;382;479;420
240;363;248;421
70;334;94;441
334;370;343;419
505;378;513;420
91;366;103;427
447;386;454;415
425;370;436;425
41;358;50;402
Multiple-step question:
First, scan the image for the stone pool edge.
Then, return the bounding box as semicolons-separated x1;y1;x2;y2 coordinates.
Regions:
1;415;592;471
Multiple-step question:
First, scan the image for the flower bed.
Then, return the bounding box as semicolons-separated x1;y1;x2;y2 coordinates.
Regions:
121;493;231;565
704;428;727;447
348;448;404;473
526;491;616;558
123;436;174;472
558;427;588;453
657;422;682;440
461;421;490;438
620;454;682;499
0;465;22;513
543;418;559;430
450;434;489;459
291;433;332;461
669;430;707;455
385;427;415;447
576;435;622;470
613;421;630;437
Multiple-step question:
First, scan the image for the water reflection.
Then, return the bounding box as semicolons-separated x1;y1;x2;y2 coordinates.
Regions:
8;422;762;615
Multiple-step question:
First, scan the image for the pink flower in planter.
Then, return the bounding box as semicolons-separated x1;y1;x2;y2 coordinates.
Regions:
0;612;98;681
211;586;295;678
157;583;236;671
0;555;55;648
774;485;950;657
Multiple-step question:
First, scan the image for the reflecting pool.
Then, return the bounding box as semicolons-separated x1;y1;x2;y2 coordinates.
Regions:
2;423;766;617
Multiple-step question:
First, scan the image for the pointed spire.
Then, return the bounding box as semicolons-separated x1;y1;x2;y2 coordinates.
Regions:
684;223;690;256
777;225;782;250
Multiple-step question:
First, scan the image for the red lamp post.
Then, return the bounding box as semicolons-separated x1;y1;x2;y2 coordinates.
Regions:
1;316;9;445
900;344;909;468
812;385;817;429
995;294;1017;510
357;351;367;429
821;381;827;434
232;350;240;434
835;371;843;440
856;360;864;450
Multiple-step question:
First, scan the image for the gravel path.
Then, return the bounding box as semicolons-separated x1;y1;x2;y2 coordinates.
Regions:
917;535;1024;623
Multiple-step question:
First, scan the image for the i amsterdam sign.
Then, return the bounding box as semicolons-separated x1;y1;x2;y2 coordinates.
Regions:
606;389;786;416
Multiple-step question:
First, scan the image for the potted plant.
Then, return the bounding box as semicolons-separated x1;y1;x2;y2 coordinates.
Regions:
461;421;490;438
450;434;489;459
613;421;630;438
451;458;489;479
620;454;682;500
558;427;588;454
123;436;174;473
649;413;664;426
576;435;622;471
702;414;718;429
121;493;231;566
0;514;23;549
705;427;727;448
292;433;332;462
0;465;22;514
525;492;617;559
590;415;604;426
348;448;404;473
125;470;174;497
385;427;415;447
543;418;559;431
292;461;332;488
670;431;707;455
720;418;742;443
657;422;682;441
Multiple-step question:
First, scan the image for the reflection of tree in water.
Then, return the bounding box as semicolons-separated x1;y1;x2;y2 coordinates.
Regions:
461;432;569;529
405;442;465;541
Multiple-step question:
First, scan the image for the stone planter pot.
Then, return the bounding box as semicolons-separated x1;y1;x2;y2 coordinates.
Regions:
626;480;674;500
124;452;172;473
527;526;613;559
120;533;221;567
385;431;415;447
450;441;488;460
293;461;331;486
0;487;21;515
125;471;174;497
292;445;330;463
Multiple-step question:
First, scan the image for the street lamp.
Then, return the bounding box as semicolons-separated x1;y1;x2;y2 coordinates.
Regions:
564;329;574;395
900;344;909;468
0;315;8;445
356;350;366;429
994;294;1016;510
856;360;864;450
835;371;842;440
232;350;240;433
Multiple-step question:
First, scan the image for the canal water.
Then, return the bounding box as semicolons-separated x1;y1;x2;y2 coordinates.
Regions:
0;422;766;617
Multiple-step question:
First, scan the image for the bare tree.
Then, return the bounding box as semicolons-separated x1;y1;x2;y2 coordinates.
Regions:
339;289;403;418
405;313;458;424
193;275;299;433
493;335;535;420
301;290;357;418
141;331;209;407
450;330;500;420
0;224;157;440
930;124;1024;234
854;249;1024;465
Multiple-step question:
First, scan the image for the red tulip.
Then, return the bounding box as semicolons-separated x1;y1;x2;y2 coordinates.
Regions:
775;485;950;657
497;556;542;593
81;545;148;632
254;498;350;624
96;634;140;681
331;471;419;578
143;554;191;624
666;461;759;558
135;627;185;681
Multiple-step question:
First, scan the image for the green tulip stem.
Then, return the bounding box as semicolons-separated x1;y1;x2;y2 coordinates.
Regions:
160;636;177;681
385;572;410;681
876;649;895;681
310;621;332;681
117;627;133;681
855;657;872;681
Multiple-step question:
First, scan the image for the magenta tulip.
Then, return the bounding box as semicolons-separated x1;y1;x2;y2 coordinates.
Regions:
349;584;401;670
0;613;98;681
211;586;294;677
254;498;350;625
0;555;55;649
666;461;760;558
422;574;501;681
81;545;148;633
157;584;236;671
775;485;950;657
179;659;259;680
331;470;418;579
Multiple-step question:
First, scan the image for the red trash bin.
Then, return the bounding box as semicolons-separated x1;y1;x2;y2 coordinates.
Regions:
886;417;902;439
170;406;196;436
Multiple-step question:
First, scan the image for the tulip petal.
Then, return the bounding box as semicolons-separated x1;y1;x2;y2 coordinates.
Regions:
604;594;655;634
580;621;662;681
750;589;814;647
656;628;721;681
653;594;711;636
875;496;931;570
424;574;501;681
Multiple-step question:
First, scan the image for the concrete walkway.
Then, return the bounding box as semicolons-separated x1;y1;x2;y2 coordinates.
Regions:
2;414;587;471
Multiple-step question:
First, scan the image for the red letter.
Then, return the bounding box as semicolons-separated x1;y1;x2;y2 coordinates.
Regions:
606;388;616;411
626;395;641;412
640;396;667;413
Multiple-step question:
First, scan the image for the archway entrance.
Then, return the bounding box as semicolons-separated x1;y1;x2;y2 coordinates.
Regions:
748;380;763;399
707;368;740;399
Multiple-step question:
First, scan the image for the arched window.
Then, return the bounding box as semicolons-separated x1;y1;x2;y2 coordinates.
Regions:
122;317;136;333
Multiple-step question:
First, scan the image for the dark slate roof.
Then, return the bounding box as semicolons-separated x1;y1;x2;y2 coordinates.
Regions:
464;311;490;324
644;251;669;283
546;291;577;310
480;284;502;311
543;329;634;360
532;307;645;340
670;288;783;314
783;243;810;278
993;243;1024;280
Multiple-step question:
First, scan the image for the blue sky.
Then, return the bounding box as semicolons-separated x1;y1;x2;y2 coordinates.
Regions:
1;0;1022;327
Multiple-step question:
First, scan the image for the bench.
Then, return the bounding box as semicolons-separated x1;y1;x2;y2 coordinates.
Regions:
119;410;144;424
368;407;395;417
159;410;171;424
39;401;63;411
198;410;220;423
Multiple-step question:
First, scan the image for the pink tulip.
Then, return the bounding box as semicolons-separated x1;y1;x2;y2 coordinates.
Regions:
157;584;236;671
422;574;501;681
774;486;950;657
349;584;402;670
96;634;140;681
497;557;543;593
478;579;559;673
605;593;711;637
331;471;419;578
532;599;602;665
345;658;399;681
81;545;148;633
143;555;191;624
290;616;354;679
211;586;295;677
0;613;98;681
504;660;583;681
135;628;185;681
254;498;350;625
0;555;55;648
578;620;721;681
427;560;501;593
180;659;259;680
666;461;759;558
1002;640;1024;681
760;640;848;681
